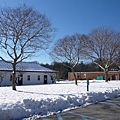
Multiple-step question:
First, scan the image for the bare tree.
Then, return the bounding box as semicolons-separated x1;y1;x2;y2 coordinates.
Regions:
115;50;120;70
83;27;120;81
50;34;84;85
0;5;54;90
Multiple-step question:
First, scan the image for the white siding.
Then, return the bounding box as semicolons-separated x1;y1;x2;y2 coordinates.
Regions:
23;72;43;85
0;72;12;86
23;72;55;85
0;71;56;86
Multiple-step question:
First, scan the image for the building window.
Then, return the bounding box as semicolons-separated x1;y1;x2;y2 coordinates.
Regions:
38;75;40;80
27;75;30;81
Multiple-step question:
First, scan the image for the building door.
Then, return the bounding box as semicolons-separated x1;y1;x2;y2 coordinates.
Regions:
18;75;23;85
112;75;115;80
44;75;47;84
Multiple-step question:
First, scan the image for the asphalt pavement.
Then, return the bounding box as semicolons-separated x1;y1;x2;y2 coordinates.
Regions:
36;96;120;120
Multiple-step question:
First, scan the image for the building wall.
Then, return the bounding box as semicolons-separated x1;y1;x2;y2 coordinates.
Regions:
0;72;11;86
23;72;56;85
0;71;56;86
68;71;120;81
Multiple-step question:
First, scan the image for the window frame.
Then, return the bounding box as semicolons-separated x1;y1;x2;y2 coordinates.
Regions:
38;75;40;81
27;75;30;81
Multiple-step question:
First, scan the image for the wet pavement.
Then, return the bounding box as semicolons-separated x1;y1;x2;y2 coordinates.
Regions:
35;96;120;120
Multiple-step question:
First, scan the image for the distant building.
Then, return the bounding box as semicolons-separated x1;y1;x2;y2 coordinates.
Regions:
68;71;120;81
0;60;57;86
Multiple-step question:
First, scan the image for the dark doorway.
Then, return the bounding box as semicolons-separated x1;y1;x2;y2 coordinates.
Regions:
18;75;23;85
44;75;47;84
112;75;115;80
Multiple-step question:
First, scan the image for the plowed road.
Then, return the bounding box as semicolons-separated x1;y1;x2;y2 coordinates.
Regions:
36;96;120;120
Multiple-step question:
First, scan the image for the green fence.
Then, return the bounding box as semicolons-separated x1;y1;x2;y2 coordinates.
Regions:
96;76;104;80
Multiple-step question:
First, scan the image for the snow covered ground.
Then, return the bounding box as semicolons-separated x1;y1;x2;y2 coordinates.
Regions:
0;80;120;120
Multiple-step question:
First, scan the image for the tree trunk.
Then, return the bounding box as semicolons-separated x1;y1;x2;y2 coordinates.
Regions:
71;68;78;85
12;63;16;90
104;69;108;82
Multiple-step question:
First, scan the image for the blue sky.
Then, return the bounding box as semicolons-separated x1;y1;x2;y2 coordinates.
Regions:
0;0;120;64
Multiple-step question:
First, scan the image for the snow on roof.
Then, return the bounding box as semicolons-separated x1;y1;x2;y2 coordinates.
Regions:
0;60;56;73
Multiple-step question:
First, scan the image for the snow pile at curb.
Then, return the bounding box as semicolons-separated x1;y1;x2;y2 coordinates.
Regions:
0;81;120;120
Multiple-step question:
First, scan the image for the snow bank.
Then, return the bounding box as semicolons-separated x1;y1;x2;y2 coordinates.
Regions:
0;80;120;120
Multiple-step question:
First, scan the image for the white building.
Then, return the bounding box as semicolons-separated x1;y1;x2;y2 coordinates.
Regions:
0;60;57;86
